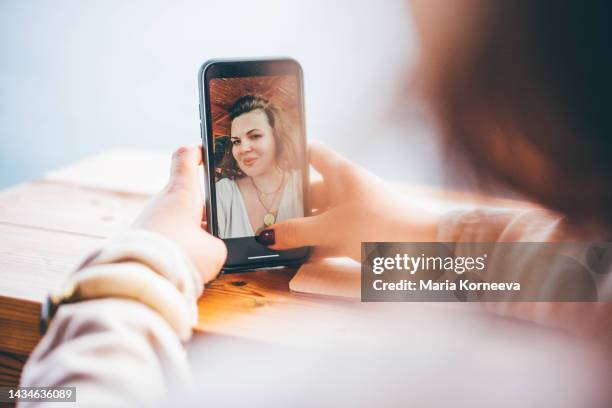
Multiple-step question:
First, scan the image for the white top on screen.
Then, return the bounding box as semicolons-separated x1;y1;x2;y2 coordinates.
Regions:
215;170;304;239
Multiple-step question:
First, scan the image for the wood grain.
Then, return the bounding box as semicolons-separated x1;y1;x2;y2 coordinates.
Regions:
0;180;148;238
0;224;101;303
0;224;102;357
196;267;364;347
0;351;27;407
0;351;27;387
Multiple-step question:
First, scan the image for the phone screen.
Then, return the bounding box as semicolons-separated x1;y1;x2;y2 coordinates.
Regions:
200;59;309;269
209;74;305;238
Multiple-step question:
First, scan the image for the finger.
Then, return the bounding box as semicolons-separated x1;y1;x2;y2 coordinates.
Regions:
169;145;203;185
309;179;329;211
197;235;227;283
259;212;333;250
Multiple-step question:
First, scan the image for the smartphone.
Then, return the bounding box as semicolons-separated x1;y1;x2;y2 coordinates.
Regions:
198;58;311;271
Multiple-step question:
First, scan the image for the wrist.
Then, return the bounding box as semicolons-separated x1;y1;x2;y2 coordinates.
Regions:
40;230;203;341
381;195;440;242
41;262;195;339
78;229;204;300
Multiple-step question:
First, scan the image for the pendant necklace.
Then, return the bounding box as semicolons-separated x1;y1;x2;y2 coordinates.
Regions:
250;170;286;229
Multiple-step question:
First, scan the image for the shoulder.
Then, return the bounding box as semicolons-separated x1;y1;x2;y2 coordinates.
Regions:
216;177;237;193
215;178;239;206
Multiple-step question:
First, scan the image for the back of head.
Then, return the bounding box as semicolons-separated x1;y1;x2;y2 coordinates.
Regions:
421;0;612;232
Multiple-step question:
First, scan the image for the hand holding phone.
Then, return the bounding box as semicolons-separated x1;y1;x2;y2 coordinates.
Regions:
132;145;227;282
261;141;439;261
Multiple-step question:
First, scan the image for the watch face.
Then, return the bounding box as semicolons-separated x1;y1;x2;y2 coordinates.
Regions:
39;293;56;335
39;281;79;334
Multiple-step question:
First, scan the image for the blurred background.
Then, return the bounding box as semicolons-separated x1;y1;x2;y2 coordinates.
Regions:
0;0;443;190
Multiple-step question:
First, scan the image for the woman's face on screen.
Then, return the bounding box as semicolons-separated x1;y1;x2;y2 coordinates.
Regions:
230;109;277;177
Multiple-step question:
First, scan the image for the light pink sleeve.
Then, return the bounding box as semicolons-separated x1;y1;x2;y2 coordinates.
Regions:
20;299;192;407
437;208;566;243
19;230;203;407
437;209;612;338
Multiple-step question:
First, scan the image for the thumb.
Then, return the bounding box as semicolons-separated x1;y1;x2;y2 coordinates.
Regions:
169;145;203;188
256;212;331;250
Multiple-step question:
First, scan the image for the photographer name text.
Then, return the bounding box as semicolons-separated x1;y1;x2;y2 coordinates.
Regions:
372;279;520;292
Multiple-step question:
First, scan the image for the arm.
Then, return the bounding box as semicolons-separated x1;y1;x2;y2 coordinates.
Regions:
21;254;193;406
20;146;226;406
437;207;566;243
266;143;611;338
440;209;612;338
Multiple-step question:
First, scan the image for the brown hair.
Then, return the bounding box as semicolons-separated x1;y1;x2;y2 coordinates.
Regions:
218;94;300;180
432;1;612;231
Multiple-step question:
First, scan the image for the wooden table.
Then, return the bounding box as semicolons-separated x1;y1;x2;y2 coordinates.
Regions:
0;150;535;391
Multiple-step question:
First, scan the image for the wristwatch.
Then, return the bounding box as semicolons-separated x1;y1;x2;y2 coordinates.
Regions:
37;263;197;341
39;281;81;335
37;230;203;340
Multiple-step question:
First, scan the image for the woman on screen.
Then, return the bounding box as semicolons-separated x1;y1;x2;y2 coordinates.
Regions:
215;94;303;239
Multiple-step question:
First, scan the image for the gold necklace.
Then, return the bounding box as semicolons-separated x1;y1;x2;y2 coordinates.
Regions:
250;171;286;228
